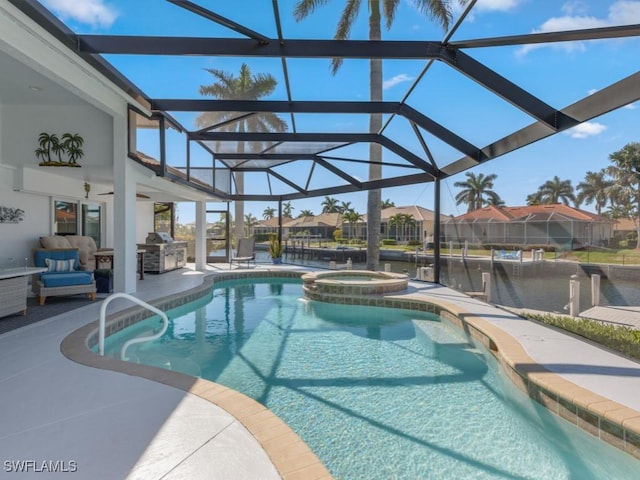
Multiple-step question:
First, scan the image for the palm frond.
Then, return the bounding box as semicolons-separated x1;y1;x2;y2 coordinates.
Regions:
293;0;330;21
383;0;401;30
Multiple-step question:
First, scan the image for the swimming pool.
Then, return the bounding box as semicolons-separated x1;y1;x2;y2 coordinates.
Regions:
102;277;640;479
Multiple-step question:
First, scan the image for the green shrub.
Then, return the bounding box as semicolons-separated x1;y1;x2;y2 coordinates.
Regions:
333;229;343;241
524;313;640;360
408;240;422;246
382;239;397;246
254;233;272;242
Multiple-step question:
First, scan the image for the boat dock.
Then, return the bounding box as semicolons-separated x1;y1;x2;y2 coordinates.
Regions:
579;305;640;330
284;242;367;263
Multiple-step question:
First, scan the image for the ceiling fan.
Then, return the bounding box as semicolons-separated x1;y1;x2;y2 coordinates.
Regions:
98;191;151;199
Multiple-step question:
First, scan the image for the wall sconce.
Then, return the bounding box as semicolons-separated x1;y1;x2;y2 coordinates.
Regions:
84;182;90;199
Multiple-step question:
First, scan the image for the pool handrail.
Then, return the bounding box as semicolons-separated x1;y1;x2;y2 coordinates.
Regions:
98;292;168;356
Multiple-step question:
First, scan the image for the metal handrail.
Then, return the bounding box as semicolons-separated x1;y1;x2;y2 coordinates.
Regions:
98;292;168;356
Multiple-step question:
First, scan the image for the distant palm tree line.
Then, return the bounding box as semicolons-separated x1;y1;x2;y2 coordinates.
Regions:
453;142;640;225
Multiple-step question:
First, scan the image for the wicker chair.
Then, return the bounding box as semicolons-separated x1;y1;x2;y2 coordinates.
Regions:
39;235;99;271
32;248;96;305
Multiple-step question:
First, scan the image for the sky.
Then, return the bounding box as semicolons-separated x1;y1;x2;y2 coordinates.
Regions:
40;0;640;224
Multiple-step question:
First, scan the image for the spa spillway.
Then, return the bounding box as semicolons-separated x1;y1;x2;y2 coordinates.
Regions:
302;270;409;302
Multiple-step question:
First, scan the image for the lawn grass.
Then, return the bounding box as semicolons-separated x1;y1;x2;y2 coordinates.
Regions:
557;249;640;265
523;312;640;360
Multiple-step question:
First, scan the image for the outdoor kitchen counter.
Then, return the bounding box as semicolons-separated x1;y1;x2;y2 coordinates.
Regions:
136;242;187;274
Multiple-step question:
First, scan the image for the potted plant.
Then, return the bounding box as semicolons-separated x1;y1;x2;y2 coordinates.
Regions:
269;236;283;264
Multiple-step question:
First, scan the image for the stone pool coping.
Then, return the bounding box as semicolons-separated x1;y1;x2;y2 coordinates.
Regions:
301;269;409;297
61;269;640;479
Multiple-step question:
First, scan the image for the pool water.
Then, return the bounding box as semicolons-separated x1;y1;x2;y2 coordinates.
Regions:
103;278;640;479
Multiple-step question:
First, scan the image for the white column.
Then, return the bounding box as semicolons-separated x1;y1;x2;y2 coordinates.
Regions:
569;275;580;317
112;114;136;293
195;201;207;271
482;272;491;303
591;274;601;307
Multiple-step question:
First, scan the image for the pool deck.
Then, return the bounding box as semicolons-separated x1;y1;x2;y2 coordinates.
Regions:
1;264;639;478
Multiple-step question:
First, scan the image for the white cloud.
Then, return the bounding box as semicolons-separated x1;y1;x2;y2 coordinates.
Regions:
42;0;118;28
516;0;640;57
564;121;607;139
474;0;520;12
383;73;415;90
623;102;637;109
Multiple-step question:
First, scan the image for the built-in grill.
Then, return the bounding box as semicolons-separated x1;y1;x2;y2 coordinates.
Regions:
138;232;187;274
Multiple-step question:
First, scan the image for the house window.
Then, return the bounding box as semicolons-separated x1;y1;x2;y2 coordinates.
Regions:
82;203;102;247
54;201;77;235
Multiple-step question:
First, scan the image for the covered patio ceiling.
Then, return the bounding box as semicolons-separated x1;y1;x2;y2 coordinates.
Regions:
12;0;640;202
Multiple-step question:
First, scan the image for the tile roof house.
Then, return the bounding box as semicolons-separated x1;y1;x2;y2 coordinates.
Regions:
362;206;445;244
283;213;343;239
442;204;616;248
253;217;293;237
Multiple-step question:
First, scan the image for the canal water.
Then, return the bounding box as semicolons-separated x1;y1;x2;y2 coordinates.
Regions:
241;250;640;314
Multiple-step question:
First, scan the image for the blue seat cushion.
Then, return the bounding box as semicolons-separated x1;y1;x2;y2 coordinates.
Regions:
40;272;93;288
34;249;80;270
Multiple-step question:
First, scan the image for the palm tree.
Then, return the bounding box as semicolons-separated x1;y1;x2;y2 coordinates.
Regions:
243;213;259;237
530;176;576;206
196;63;287;243
381;198;395;209
294;0;462;270
342;210;363;240
298;209;314;218
282;201;294;218
526;192;543;206
321;196;340;213
606;142;640;246
262;207;276;220
454;172;500;212
339;201;352;214
388;213;415;242
576;170;613;215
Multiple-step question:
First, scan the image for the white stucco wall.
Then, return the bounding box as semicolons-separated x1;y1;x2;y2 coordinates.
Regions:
0;165;50;267
1;104;113;170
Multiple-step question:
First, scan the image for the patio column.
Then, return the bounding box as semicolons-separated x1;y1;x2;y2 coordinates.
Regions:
195;201;207;271
112;114;137;293
433;177;441;284
277;198;283;244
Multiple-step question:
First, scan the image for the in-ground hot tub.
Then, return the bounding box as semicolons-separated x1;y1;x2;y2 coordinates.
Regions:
302;270;408;302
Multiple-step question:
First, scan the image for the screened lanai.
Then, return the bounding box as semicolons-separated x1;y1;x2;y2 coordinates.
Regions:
12;0;640;280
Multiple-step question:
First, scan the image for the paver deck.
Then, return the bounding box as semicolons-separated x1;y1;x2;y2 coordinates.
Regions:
580;305;640;329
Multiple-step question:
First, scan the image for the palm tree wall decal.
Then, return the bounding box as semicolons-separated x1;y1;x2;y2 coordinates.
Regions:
294;0;463;270
196;63;287;243
36;132;84;167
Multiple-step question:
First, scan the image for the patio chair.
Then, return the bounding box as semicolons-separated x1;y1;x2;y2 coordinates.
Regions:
230;238;256;268
32;248;97;305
